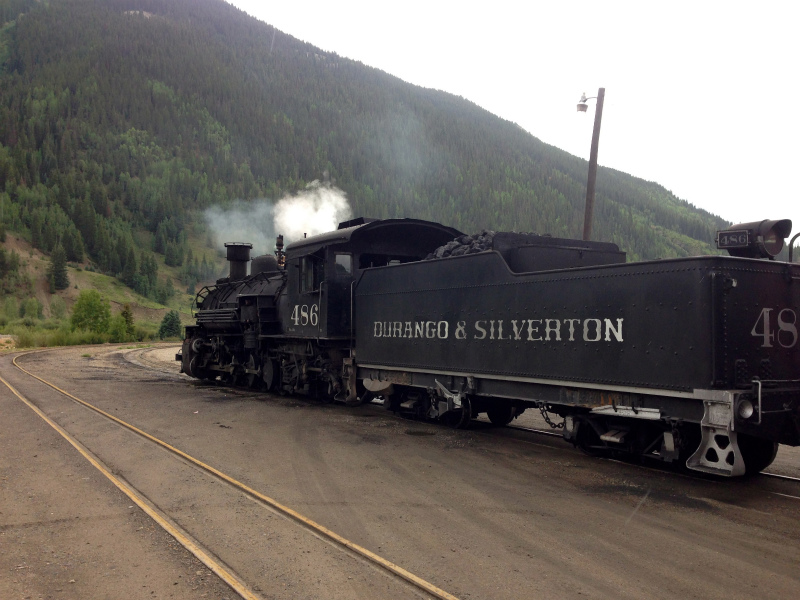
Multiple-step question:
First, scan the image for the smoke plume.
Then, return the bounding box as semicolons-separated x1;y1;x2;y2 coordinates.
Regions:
204;181;353;256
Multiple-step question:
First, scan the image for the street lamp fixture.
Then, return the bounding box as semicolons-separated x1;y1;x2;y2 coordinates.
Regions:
577;88;605;241
576;92;590;112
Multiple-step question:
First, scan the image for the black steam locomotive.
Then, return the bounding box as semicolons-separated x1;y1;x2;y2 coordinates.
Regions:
179;217;800;476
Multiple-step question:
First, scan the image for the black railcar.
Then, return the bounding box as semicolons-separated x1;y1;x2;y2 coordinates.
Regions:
180;217;800;476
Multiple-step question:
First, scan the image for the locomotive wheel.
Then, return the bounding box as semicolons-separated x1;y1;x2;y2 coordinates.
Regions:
188;356;200;379
246;354;260;388
232;370;246;387
738;434;779;475
487;404;516;426
184;354;195;378
191;337;205;354
222;369;240;387
262;359;277;392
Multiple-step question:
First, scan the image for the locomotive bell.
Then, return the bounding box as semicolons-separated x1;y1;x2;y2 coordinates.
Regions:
716;219;792;259
275;234;285;269
224;242;253;280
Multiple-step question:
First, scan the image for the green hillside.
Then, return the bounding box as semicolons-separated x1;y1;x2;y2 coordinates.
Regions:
0;0;728;306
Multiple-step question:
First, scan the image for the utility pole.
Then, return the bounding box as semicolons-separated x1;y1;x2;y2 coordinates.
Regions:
577;88;605;241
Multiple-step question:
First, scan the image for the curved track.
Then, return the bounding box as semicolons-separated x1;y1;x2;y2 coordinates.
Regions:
3;348;459;600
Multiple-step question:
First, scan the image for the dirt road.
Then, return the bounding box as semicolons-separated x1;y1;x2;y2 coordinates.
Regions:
2;345;799;599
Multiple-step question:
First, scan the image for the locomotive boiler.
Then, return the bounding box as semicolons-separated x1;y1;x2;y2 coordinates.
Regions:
179;217;800;477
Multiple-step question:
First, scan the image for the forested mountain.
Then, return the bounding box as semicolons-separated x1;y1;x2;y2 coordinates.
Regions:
0;0;729;297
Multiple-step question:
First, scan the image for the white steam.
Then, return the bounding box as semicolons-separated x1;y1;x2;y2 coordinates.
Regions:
204;181;353;256
204;200;276;256
274;181;352;243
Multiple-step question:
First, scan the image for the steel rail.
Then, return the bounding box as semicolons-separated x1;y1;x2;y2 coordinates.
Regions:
0;365;260;600
505;424;564;438
9;349;461;600
760;471;800;483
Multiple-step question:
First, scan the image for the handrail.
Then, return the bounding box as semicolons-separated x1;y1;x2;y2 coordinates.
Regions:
789;232;800;263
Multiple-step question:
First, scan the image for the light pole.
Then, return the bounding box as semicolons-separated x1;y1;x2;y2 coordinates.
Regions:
577;88;605;241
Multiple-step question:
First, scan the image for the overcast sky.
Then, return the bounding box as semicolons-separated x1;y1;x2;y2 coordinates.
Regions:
227;0;800;240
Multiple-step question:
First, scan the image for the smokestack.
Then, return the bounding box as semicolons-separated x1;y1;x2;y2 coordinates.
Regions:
224;242;252;281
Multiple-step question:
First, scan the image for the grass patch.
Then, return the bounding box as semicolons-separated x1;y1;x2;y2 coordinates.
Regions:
2;318;162;349
79;270;164;309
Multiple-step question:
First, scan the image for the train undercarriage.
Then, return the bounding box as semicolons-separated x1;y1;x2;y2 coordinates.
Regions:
359;368;784;477
180;333;783;477
180;333;350;400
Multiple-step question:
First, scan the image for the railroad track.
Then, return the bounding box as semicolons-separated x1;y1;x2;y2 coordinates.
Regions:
2;349;461;600
506;424;564;439
761;471;800;483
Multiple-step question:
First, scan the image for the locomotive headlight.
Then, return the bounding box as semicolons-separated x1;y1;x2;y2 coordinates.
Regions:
716;219;792;259
737;398;755;420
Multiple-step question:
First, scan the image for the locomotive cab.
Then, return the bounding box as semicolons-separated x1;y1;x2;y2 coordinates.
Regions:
281;218;462;340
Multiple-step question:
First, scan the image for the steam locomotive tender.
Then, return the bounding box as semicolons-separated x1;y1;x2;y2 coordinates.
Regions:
179;217;800;477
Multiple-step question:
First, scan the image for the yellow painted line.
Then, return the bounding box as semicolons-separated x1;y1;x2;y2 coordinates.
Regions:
0;367;261;600
11;350;461;600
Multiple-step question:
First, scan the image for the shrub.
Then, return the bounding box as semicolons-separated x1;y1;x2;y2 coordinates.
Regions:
120;303;135;338
135;323;158;341
71;289;110;333
3;297;17;320
49;295;67;320
11;323;110;349
108;314;130;343
21;297;43;319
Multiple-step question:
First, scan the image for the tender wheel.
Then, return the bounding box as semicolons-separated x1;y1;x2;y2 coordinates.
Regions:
487;404;516;426
440;396;472;429
358;390;375;406
575;419;607;456
738;434;779;475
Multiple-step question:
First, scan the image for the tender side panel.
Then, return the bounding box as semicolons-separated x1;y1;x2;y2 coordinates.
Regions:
356;253;720;392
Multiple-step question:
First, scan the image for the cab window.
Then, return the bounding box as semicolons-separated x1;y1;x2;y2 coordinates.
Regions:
335;253;353;276
299;254;324;293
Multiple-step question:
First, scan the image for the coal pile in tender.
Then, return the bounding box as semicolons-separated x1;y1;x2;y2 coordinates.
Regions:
425;230;497;260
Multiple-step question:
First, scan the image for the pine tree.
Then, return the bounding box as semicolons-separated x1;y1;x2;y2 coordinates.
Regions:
63;227;84;262
121;248;138;287
121;303;135;338
158;310;182;339
48;245;69;290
